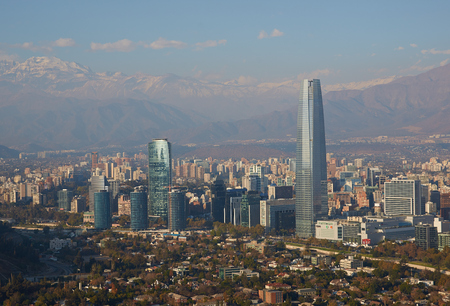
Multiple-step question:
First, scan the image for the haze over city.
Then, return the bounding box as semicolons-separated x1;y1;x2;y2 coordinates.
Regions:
3;2;450;306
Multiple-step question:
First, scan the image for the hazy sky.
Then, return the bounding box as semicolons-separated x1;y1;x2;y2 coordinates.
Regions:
1;1;450;85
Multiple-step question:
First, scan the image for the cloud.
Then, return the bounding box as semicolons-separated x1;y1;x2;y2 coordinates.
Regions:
258;29;284;39
421;48;450;55
401;60;434;73
441;59;450;66
236;75;258;86
52;38;76;47
146;37;188;50
297;69;332;80
258;30;269;39
12;42;52;52
90;39;136;52
395;46;404;51
0;51;19;61
10;38;76;52
410;43;418;48
195;39;227;50
271;29;284;37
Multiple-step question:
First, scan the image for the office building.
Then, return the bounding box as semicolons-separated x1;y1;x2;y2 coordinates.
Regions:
148;139;171;220
71;196;86;213
296;79;327;238
260;198;295;234
415;224;438;250
225;188;245;225
211;180;226;222
240;192;260;228
89;175;109;211
94;190;111;229
438;232;450;251
130;191;148;231
168;190;186;231
248;165;267;193
441;192;450;220
384;179;423;215
57;189;73;211
268;185;293;200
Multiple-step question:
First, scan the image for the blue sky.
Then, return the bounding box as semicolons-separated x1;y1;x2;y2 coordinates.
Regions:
1;1;450;85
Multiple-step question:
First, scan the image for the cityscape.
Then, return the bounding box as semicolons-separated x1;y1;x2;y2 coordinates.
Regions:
2;1;450;306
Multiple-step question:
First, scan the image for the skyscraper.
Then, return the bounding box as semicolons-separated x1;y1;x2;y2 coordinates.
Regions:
384;179;423;215
94;190;111;229
57;189;73;211
211;179;226;222
168;189;186;231
295;79;327;238
148;139;171;220
89;175;109;211
131;190;148;231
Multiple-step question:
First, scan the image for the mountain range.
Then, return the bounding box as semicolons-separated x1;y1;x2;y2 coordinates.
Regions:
0;56;449;150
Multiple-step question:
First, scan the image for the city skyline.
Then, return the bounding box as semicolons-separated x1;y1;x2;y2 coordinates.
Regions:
295;79;327;238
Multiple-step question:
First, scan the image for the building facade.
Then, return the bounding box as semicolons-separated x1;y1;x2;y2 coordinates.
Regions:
148;139;171;220
384;179;423;215
89;175;109;211
168;190;186;231
211;180;226;222
296;79;327;238
130;191;148;231
94;190;111;229
57;189;73;211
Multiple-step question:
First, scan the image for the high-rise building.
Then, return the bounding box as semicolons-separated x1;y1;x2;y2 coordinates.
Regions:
415;224;438;250
57;189;73;211
168;190;186;231
94;190;111;229
130;191;148;231
71;196;86;213
211;179;226;222
148;139;171;220
89;175;109;211
384;179;423;215
240;191;261;228
295;79;327;238
91;152;98;170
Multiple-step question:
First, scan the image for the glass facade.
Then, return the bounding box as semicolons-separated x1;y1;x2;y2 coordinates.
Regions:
94;190;111;229
240;192;261;228
384;179;422;215
57;189;73;211
211;180;226;222
89;175;109;211
296;79;327;238
131;191;148;231
168;190;186;231
148;139;172;220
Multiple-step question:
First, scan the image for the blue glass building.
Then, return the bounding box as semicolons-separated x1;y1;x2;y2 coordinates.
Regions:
148;139;171;220
94;190;111;229
296;79;328;238
168;190;186;231
57;189;73;211
131;191;148;231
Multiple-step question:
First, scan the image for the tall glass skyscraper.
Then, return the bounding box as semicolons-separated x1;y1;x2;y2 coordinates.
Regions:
168;190;186;231
296;79;328;238
148;139;171;220
131;191;148;231
94;190;111;229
